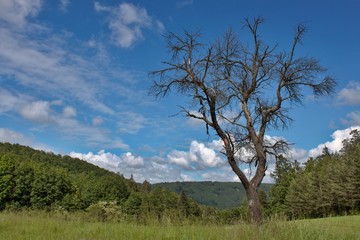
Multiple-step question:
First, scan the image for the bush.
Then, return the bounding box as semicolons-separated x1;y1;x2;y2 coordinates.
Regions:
85;201;122;222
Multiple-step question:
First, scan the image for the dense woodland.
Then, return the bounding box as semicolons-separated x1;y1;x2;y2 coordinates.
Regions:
268;129;360;219
0;129;359;223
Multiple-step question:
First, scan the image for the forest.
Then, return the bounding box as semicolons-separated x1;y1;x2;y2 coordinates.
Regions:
0;129;359;224
154;181;272;209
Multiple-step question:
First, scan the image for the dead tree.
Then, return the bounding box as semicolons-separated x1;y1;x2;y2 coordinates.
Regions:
150;17;336;224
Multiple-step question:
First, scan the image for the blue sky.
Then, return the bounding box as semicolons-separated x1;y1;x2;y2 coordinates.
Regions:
0;0;359;183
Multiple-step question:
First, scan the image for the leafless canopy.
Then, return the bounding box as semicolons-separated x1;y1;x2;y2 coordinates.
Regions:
150;17;336;189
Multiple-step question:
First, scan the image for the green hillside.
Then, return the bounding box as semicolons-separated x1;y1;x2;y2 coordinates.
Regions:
155;181;273;209
0;142;220;223
0;142;131;210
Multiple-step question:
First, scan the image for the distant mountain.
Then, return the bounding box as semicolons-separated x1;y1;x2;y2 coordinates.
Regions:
154;181;273;209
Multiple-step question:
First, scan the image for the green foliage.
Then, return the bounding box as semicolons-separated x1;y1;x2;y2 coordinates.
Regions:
270;129;360;219
0;142;216;224
0;154;16;209
0;142;130;211
30;167;73;209
85;201;122;222
2;131;358;224
269;155;300;215
124;192;143;216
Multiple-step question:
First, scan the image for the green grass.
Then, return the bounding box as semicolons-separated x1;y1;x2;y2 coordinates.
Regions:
0;212;359;240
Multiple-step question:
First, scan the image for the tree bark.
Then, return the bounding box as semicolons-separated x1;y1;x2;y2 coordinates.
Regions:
245;184;262;225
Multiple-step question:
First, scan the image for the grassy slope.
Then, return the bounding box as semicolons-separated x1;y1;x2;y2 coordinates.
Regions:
154;181;273;209
1;212;358;240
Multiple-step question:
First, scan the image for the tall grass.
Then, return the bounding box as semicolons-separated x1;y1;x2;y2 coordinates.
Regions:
0;211;359;240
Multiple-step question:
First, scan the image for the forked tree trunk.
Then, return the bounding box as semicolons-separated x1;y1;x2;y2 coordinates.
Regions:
245;185;262;225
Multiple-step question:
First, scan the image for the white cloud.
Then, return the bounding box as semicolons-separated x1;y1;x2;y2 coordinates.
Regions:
207;139;224;152
168;150;191;169
0;0;157;153
0;88;21;113
70;150;120;170
0;0;42;27
0;88;53;123
341;111;360;126
186;111;204;127
70;150;184;183
70;150;144;170
168;140;223;170
0;88;130;150
0;128;52;151
336;81;360;106
176;0;194;8
94;2;164;48
309;126;360;157
121;152;144;168
189;141;223;167
92;116;104;126
180;173;194;181
63;106;77;118
59;0;70;12
94;1;111;12
285;147;308;163
117;111;147;134
0;128;32;146
0;26;116;114
19;101;53;124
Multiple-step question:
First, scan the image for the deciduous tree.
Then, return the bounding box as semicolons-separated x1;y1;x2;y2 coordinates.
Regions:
150;17;335;224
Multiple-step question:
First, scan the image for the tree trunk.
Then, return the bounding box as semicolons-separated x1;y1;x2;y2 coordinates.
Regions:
245;184;262;225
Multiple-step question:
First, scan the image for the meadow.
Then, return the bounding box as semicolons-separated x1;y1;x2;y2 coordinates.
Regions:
0;212;359;240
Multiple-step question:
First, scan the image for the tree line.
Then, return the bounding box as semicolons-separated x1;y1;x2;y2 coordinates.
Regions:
268;129;360;219
1;129;359;224
0;142;245;224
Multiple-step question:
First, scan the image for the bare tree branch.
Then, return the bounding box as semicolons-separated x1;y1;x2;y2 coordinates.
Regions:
149;17;336;224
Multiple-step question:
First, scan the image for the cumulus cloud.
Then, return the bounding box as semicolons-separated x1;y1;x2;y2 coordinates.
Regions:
168;140;224;170
309;126;360;157
70;126;360;184
70;150;184;183
168;150;191;169
336;81;360;106
0;89;55;124
121;152;144;168
63;106;77;118
94;2;164;48
70;150;120;170
19;101;53;123
285;147;308;163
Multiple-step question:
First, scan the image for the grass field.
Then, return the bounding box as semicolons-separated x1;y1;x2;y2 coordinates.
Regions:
0;212;359;240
